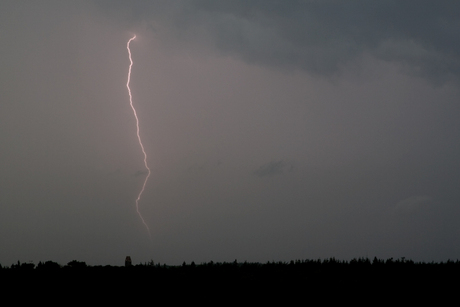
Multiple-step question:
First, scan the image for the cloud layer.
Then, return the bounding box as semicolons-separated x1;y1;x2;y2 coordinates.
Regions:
97;0;460;83
1;1;460;266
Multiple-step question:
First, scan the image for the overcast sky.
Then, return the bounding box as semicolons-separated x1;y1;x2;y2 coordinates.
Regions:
1;1;460;266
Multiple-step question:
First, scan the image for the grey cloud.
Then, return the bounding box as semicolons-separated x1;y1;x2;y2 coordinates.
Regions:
2;0;460;265
254;160;293;177
97;0;460;82
187;160;223;172
392;195;432;215
133;170;148;177
186;0;460;82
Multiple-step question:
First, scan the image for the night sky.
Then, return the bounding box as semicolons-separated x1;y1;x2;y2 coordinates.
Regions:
1;1;460;266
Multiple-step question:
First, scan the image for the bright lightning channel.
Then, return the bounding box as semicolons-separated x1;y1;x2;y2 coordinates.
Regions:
126;35;151;237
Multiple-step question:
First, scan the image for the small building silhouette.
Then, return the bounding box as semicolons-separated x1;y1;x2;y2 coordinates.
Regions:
125;256;132;267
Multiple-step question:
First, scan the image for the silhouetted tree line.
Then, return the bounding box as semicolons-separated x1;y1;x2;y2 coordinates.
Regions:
0;258;460;303
3;257;456;302
2;257;459;300
3;257;460;283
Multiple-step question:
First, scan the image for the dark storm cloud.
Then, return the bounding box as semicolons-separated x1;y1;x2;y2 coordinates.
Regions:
195;0;460;82
97;0;460;82
2;0;460;266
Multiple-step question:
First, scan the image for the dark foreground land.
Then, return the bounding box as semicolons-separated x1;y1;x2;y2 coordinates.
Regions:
2;257;459;302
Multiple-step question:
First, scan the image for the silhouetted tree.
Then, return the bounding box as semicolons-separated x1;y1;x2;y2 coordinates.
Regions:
66;260;87;269
36;260;60;270
9;261;33;270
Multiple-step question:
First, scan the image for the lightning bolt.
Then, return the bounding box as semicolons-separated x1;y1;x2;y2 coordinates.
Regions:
126;35;151;237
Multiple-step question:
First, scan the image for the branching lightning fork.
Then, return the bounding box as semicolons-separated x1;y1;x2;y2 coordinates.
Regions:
126;35;151;237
